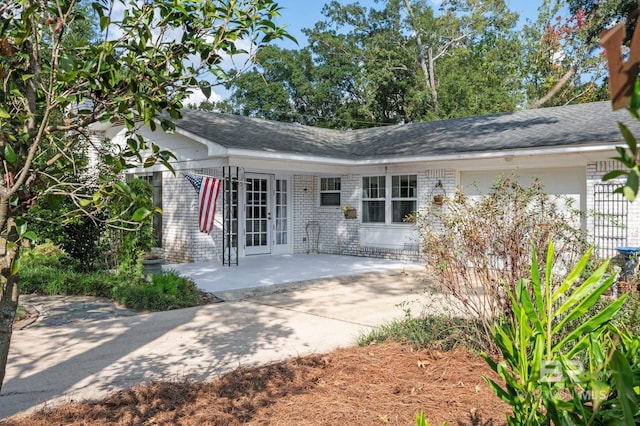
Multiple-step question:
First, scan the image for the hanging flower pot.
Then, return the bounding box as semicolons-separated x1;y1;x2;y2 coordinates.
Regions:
432;194;444;205
344;208;357;219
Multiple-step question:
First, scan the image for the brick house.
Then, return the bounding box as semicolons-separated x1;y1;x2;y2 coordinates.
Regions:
96;101;640;264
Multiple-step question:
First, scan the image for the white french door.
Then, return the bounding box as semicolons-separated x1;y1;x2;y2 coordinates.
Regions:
243;174;291;256
245;175;272;255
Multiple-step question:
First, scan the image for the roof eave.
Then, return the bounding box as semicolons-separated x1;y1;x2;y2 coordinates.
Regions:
226;143;619;166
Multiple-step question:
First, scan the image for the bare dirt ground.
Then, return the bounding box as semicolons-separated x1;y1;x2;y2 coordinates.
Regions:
1;341;508;426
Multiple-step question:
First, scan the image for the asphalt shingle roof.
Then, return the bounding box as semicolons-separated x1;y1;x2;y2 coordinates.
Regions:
175;101;640;160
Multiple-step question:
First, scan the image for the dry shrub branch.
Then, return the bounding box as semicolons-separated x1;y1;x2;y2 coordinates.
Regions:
415;175;589;348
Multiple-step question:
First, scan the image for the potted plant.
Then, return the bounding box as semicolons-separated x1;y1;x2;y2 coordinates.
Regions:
141;248;164;282
432;194;444;205
343;204;356;219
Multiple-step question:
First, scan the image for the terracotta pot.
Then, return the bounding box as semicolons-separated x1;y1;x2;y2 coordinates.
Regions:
618;280;638;293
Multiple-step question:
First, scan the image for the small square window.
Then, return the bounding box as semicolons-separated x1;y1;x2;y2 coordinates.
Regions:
320;177;341;206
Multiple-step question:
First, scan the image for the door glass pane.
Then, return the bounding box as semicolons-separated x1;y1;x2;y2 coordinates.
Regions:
246;177;270;248
275;179;288;246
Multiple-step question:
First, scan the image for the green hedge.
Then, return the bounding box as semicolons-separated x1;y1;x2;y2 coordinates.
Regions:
20;246;203;312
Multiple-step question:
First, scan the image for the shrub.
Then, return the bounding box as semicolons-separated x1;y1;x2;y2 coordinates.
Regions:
23;242;70;268
415;175;589;348
20;244;202;312
484;241;639;425
27;197;108;272
20;264;114;297
358;314;486;353
112;271;200;311
107;178;157;274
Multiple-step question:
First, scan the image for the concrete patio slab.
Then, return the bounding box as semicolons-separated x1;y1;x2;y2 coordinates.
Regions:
165;254;423;300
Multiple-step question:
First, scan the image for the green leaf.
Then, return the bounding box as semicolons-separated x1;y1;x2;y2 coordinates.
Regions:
554;261;609;320
554;295;627;351
22;231;37;242
602;170;628;181
4;144;17;164
10;253;20;275
484;377;512;404
100;15;110;32
518;279;544;334
623;169;639;201
143;156;157;168
115;181;131;194
619;122;637;157
553;247;592;303
530;247;544;314
199;82;212;99
15;218;27;237
132;207;152;221
610;350;638;426
0;107;10;119
623;186;637;202
630;79;640;118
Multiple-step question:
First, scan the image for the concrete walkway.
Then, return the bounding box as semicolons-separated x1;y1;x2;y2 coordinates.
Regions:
0;264;431;420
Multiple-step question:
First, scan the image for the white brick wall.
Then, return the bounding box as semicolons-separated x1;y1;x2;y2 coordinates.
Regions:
290;170;456;261
157;164;640;265
293;175;318;254
161;169;222;263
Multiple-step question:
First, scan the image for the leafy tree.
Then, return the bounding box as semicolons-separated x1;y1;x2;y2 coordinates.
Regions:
225;0;523;128
225;46;320;124
0;0;290;391
567;0;637;46
522;0;618;107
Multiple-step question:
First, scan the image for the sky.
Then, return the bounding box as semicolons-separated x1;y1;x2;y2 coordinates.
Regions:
272;0;548;50
193;0;556;104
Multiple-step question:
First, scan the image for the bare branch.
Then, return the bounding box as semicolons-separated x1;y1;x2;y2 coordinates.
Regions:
531;67;576;109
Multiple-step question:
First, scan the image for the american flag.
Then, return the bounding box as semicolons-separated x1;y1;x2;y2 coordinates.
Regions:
184;173;222;233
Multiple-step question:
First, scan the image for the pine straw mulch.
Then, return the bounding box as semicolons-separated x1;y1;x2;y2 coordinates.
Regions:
1;342;509;426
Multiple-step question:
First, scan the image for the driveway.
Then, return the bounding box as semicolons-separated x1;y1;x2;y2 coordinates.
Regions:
0;267;432;420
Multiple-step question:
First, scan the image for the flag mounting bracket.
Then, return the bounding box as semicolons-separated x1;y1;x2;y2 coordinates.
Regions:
222;166;240;266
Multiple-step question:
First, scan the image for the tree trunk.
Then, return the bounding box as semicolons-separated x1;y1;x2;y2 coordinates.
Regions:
427;46;439;117
403;0;440;117
0;213;19;393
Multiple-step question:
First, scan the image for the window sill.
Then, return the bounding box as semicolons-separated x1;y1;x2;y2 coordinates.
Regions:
361;223;416;227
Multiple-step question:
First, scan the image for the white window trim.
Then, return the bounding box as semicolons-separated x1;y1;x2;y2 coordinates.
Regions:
362;174;417;225
318;176;342;208
391;174;418;224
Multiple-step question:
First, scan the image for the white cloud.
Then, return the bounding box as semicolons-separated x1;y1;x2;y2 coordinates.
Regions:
183;87;222;106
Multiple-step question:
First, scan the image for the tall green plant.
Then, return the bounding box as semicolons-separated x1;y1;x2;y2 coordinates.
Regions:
484;240;639;425
106;178;157;273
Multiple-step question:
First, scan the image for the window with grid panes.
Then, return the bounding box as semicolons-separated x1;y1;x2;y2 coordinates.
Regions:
392;175;417;223
320;177;341;206
362;176;386;223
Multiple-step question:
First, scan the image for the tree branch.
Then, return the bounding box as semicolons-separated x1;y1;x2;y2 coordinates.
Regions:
531;67;576;109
